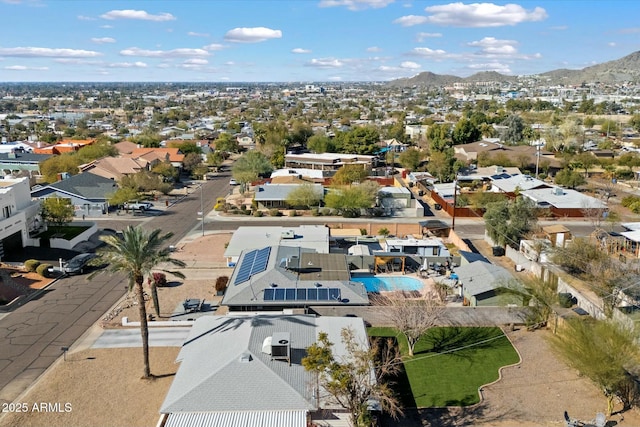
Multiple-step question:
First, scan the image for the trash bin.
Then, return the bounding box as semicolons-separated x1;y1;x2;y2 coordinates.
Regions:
492;246;505;256
434;203;442;210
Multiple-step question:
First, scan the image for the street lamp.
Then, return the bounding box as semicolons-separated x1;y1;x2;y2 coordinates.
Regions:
197;183;204;237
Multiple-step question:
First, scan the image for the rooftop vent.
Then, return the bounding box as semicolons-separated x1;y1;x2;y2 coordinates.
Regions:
239;352;252;363
553;187;564;196
281;230;296;239
261;336;273;355
271;332;291;365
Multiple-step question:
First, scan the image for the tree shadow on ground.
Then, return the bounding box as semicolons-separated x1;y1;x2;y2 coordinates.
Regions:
374;335;417;409
416;327;505;355
386;403;522;427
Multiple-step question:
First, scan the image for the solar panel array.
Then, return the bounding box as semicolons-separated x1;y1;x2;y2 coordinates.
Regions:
263;287;342;302
233;247;271;285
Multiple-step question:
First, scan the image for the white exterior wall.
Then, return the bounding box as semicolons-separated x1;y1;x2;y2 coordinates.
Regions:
0;178;42;249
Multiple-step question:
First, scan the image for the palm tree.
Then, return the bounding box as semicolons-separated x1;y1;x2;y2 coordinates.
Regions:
92;226;186;378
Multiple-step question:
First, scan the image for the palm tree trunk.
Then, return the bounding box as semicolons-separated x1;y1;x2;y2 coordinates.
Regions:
135;276;151;379
150;282;160;317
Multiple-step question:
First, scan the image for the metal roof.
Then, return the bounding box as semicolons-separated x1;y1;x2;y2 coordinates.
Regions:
165;411;307;427
522;187;607;209
455;261;517;296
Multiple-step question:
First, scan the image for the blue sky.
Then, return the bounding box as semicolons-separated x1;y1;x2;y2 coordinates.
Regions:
0;0;638;82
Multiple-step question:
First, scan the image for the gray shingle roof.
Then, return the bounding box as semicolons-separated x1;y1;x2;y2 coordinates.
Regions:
455;260;515;296
39;172;118;200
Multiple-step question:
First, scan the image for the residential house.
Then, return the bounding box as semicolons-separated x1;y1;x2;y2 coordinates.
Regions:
520;186;607;218
80;157;148;181
31;172;119;217
382;236;451;257
159;314;370;427
222;245;369;311
270;168;328;183
129;147;185;169
223;225;330;266
454;260;524;306
284;153;376;171
0;152;52;178
0;177;42;255
33;139;94;155
113;140;139;156
254;183;324;210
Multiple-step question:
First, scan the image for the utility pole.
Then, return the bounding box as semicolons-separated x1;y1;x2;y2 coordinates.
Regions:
198;183;204;236
451;178;457;230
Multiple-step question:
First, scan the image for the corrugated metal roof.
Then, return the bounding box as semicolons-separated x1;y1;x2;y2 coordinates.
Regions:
165;410;306;427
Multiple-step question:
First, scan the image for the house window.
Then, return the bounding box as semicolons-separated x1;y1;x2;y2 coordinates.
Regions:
432;247;439;256
2;206;11;219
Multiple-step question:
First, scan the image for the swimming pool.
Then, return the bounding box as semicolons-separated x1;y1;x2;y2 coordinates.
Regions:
351;276;424;293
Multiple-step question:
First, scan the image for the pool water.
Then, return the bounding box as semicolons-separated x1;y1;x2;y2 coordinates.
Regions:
351;276;424;293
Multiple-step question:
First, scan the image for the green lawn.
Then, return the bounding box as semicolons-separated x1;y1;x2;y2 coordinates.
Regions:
37;226;90;240
369;326;520;408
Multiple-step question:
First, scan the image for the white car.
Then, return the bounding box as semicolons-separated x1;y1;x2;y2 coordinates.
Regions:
229;179;239;186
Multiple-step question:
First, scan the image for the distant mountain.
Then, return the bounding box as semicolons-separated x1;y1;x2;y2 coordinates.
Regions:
388;50;640;87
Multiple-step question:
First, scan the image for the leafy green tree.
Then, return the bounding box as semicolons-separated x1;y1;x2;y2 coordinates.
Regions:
483;197;537;249
182;152;203;173
285;183;323;209
232;150;273;189
206;151;225;171
332;164;369;186
129;130;162;148
39;154;80;183
306;134;336;153
452;117;481;145
572;152;596;177
302;327;403;427
151;161;178;182
325;181;379;217
583;116;596;129
549;318;640;416
554;168;586;189
108;187;140;207
92;227;186;379
398;148;423;171
427;150;457;182
214;133;240;153
335;126;380;155
168;141;201;155
40;197;74;226
618;152;640;171
427;123;452;152
500;114;525;144
76;141;118;164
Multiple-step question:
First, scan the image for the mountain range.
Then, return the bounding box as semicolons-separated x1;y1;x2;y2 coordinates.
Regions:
388;51;640;87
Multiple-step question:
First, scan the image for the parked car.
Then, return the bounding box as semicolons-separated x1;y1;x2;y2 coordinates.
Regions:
63;253;97;275
229;179;238;186
124;201;153;211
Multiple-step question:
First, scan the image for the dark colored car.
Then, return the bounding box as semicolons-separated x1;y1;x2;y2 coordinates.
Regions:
63;253;97;275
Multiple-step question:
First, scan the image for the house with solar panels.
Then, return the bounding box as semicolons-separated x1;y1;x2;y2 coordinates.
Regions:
222;245;369;311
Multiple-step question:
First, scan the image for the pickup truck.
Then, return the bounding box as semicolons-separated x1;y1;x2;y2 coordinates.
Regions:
124;201;153;211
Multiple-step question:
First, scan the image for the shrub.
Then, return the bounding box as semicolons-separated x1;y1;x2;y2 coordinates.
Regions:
269;208;281;217
243;209;252;215
149;272;167;287
24;259;41;272
215;276;229;294
214;203;224;211
321;208;331;216
360;228;367;235
288;210;298;217
240;204;247;211
253;210;263;217
311;207;320;216
378;227;390;236
36;263;52;278
230;208;239;215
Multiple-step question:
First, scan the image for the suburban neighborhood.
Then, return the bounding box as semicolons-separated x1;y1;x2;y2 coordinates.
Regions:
3;5;640;425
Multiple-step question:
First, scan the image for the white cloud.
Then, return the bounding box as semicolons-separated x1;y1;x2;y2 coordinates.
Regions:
100;9;176;22
53;58;101;65
416;32;442;42
400;61;421;69
157;63;171;69
224;27;282;43
4;65;48;70
424;2;547;27
225;61;235;66
366;46;382;52
549;25;567;31
319;0;395;11
328;76;343;81
412;47;449;59
393;15;428;27
292;48;311;54
305;58;344;68
91;37;116;44
106;61;147;68
608;42;617;47
466;61;512;73
203;43;224;51
120;47;210;58
100;25;113;29
0;46;102;58
467;37;518;55
188;31;209;37
77;15;95;21
184;58;208;65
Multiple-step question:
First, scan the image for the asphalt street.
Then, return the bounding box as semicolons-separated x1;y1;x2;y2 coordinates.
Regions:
0;177;228;407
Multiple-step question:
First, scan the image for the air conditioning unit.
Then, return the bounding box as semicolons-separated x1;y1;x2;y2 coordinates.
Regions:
271;332;291;365
553;187;564;196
